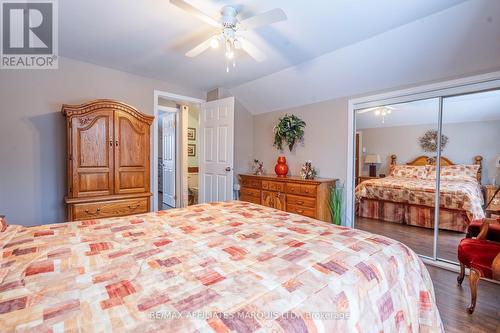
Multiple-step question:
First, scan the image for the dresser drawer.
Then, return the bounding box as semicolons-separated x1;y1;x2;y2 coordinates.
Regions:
262;180;285;192
240;195;261;204
287;204;316;218
240;187;261;199
286;183;302;195
287;194;316;208
286;183;317;197
240;177;261;189
72;198;149;220
300;184;317;197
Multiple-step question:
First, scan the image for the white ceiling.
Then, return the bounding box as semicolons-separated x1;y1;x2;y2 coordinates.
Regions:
356;89;500;129
60;1;468;91
59;0;500;114
229;0;500;114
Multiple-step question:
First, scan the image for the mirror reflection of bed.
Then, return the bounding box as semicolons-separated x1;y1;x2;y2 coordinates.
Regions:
354;92;500;263
355;154;484;261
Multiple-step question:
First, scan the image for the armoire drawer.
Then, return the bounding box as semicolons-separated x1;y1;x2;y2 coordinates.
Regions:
287;194;316;208
72;198;149;220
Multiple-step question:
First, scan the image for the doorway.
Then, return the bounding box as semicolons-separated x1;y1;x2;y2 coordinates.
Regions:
158;107;178;210
152;91;236;211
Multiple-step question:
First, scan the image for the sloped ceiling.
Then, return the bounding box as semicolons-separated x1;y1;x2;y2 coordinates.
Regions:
59;0;500;114
230;0;500;114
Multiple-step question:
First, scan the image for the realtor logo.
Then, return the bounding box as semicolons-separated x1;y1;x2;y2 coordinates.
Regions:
1;0;58;69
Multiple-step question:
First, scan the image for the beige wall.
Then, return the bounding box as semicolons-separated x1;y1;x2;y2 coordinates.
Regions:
0;57;204;226
234;99;254;181
360;120;500;183
253;98;348;184
187;106;199;168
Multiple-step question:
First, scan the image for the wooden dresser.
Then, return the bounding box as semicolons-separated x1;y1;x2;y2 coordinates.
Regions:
62;100;154;221
239;174;336;222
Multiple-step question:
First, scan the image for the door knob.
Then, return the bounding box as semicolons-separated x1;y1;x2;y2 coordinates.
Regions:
225;167;232;172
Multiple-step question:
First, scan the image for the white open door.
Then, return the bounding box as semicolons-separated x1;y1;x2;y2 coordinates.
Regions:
162;112;176;207
199;97;234;203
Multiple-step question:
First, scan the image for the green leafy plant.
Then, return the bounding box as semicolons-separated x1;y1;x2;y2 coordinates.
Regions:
273;114;306;151
329;185;343;225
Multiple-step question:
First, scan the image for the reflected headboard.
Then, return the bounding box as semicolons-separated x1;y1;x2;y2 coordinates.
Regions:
390;155;483;183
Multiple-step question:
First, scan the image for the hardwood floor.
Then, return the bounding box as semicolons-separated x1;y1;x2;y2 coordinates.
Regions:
356;217;464;262
158;192;174;210
426;265;500;333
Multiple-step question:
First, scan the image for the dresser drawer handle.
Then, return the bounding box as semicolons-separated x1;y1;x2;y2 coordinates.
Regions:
85;208;100;215
296;201;304;205
296;209;304;214
128;204;140;210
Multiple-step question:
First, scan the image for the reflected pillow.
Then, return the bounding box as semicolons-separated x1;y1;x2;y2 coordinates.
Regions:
390;165;427;179
0;216;7;232
426;164;480;182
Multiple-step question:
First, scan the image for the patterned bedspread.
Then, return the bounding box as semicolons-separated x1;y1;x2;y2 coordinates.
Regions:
355;176;485;220
0;201;442;332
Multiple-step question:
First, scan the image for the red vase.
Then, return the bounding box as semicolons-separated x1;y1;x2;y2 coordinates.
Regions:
275;156;289;177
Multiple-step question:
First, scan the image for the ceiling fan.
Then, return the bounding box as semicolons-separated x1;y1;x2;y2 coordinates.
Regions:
169;0;287;71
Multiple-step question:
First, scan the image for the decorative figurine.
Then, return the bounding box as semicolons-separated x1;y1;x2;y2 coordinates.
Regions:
252;159;264;175
300;160;317;180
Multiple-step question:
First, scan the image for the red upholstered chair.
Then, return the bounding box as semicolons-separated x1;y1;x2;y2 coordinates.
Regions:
466;217;500;242
457;219;500;314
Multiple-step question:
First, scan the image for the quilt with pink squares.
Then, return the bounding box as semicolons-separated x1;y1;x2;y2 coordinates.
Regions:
0;201;442;332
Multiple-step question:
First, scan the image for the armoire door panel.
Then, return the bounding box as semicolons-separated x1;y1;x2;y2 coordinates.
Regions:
71;111;114;197
119;171;145;190
114;110;150;194
78;117;109;167
78;172;110;192
118;117;146;167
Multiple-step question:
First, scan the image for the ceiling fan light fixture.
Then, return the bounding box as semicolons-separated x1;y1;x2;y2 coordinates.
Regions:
210;37;220;49
171;0;285;67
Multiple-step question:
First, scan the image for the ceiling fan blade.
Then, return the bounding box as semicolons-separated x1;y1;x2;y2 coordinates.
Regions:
170;0;220;27
239;37;266;62
185;37;215;57
239;8;287;30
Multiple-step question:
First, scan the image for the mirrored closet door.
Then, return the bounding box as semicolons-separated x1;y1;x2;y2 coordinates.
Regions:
437;89;500;263
353;98;440;258
352;78;500;265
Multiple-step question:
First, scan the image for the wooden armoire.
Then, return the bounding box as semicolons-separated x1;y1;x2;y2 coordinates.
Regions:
62;100;154;221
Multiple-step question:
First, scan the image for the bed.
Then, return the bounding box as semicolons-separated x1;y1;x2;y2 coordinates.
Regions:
0;201;442;332
356;155;485;233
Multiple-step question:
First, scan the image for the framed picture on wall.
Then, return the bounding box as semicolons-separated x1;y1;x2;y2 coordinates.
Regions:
187;128;196;141
188;144;196;157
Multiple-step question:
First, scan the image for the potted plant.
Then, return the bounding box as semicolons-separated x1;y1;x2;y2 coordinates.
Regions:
273;114;306;151
329;184;343;225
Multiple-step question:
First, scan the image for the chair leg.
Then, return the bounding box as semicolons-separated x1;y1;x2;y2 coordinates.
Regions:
457;262;465;285
467;268;481;314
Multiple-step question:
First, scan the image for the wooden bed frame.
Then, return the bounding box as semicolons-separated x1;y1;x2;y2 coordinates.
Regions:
357;155;484;232
390;154;483;184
